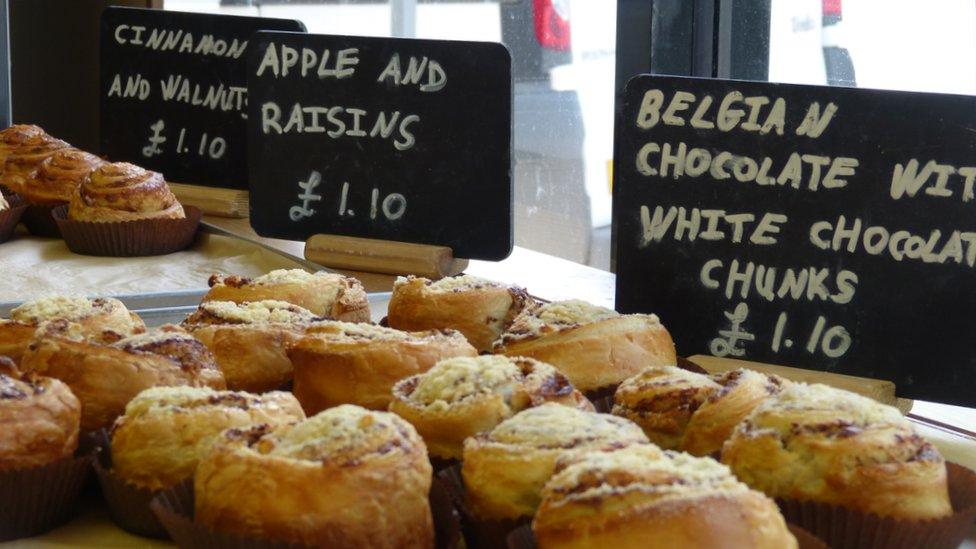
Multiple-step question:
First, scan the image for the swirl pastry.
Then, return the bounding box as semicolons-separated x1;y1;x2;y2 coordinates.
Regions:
387;275;534;351
612;366;787;456
67;162;184;222
461;403;649;521
195;405;434;547
0;126;71;195
182;300;324;393
493;300;677;394
0;296;145;364
110;386;305;490
0;124;46;166
390;355;593;460
204;269;370;322
533;445;797;549
20;324;226;430
17;149;104;206
722;382;952;520
0;357;81;471
289;322;477;413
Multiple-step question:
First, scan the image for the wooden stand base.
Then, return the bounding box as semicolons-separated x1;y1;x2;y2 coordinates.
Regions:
169;183;249;218
305;234;468;279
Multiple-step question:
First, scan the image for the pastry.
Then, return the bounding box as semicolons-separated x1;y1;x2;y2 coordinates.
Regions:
461;403;649;521
612;366;787;455
493;300;676;394
0;295;145;364
0;357;81;471
387;275;534;351
721;382;952;520
533;445;797;549
195;405;434;547
390;355;593;460
182;300;324;392
110;386;305;490
20;323;226;430
289;322;476;412
0;126;71;195
204;269;370;322
0;124;46;167
15;149;104;206
67;162;184;222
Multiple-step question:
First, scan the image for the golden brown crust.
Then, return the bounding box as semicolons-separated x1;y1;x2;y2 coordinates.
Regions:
494;301;677;392
0;124;47;166
289;322;477;413
721;382;952;520
0;358;81;471
17;149;104;206
19;324;226;430
0;127;71;196
204;270;370;322
68;162;184;222
387;275;534;351
390;355;593;460
110;386;305;490
195;405;434;547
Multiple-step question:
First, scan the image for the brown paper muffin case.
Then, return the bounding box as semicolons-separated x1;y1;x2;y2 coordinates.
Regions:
438;464;530;549
0;452;93;541
0;192;27;243
20;203;64;238
51;205;202;257
150;477;461;549
504;523;828;549
93;445;172;539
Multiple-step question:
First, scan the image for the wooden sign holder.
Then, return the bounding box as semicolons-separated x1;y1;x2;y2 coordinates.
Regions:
304;234;469;279
169;183;249;218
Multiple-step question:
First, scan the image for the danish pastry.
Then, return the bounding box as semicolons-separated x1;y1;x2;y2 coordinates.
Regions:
68;162;184;222
17;149;104;206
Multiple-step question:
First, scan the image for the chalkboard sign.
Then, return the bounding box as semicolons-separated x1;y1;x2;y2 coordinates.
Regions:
614;75;976;406
100;7;305;189
246;31;513;261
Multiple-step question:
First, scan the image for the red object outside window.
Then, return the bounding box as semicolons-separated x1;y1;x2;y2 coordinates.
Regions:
823;0;843;16
533;0;571;51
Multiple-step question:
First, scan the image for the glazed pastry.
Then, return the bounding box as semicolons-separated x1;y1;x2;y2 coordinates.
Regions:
0;124;46;166
493;300;676;394
0;357;81;471
0;126;71;195
612;366;787;455
195;405;434;547
110;386;305;490
17;149;104;206
533;445;797;549
182;300;324;392
204;269;370;322
289;322;476;413
67;162;184;222
0;295;146;364
722;382;952;520
461;403;649;521
20;323;226;430
390;355;593;460
387;275;534;351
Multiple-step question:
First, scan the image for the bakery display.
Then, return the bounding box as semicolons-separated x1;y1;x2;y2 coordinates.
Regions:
722;382;952;520
533;444;797;549
461;403;649;522
204;269;370;322
110;386;305;490
289;321;476;412
17;149;104;207
195;404;434;547
19;323;225;430
492;299;676;395
67;162;183;222
182;300;324;392
612;365;787;456
387;275;534;351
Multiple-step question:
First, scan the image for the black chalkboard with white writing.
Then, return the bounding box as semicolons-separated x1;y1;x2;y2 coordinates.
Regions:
100;7;304;189
246;31;513;260
614;74;976;405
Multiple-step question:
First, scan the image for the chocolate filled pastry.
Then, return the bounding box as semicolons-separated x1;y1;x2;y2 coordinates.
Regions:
612;365;787;456
0;357;81;471
16;149;104;206
722;382;952;520
0;295;146;364
492;300;676;395
67;162;184;222
20;324;226;430
204;269;370;322
289;322;476;413
387;275;534;351
0;126;71;195
195;404;434;547
533;445;797;549
461;403;649;522
110;386;305;490
390;355;593;460
182;300;325;393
